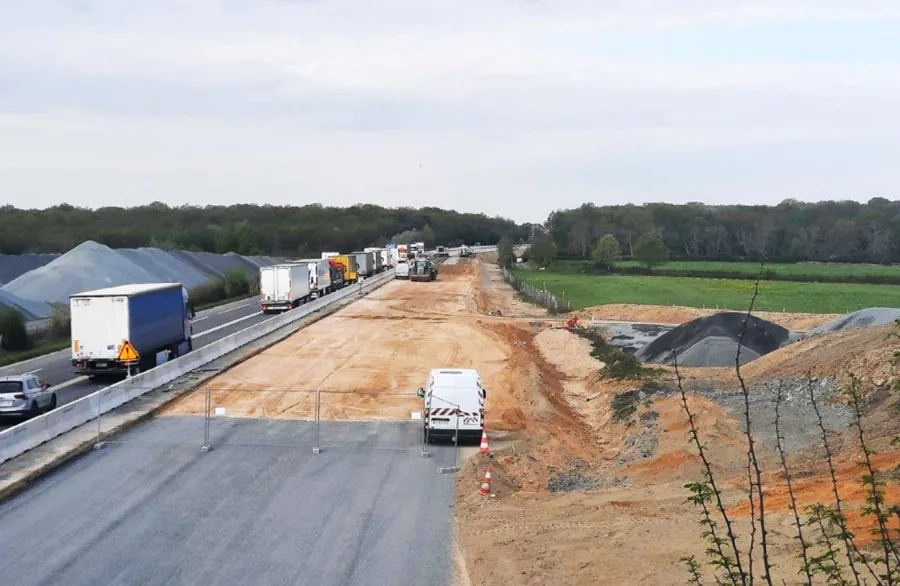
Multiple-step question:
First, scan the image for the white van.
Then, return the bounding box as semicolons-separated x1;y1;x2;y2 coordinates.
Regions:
417;368;486;443
395;261;410;279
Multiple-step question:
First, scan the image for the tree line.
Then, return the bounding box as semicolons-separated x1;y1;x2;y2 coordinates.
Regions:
0;203;532;256
546;199;900;264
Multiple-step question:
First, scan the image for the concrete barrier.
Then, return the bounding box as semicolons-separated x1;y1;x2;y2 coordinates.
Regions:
0;270;395;466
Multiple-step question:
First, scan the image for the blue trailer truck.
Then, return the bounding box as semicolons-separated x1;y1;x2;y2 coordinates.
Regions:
69;283;194;377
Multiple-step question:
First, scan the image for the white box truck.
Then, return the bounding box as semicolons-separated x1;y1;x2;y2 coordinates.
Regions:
70;283;194;376
417;368;486;443
291;258;332;299
260;263;311;314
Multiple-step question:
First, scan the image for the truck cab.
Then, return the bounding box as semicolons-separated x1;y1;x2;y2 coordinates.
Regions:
417;368;486;443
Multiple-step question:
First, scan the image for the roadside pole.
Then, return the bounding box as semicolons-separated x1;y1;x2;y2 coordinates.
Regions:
201;387;211;452
93;389;104;450
312;389;320;454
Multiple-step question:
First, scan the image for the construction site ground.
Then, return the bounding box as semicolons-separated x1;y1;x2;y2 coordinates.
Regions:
162;256;900;586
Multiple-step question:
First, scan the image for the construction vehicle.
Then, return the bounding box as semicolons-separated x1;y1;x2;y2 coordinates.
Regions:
417;368;486;443
409;259;437;282
459;245;472;257
435;245;449;258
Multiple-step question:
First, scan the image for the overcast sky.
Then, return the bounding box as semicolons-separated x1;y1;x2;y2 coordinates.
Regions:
1;1;899;223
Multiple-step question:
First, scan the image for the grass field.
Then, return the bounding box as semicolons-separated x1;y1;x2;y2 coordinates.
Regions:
615;260;900;279
513;270;900;314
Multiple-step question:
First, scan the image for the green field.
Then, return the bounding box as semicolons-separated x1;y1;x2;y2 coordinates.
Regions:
512;270;900;314
615;260;900;279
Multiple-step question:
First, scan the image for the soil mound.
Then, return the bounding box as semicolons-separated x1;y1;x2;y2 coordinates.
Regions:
635;312;789;367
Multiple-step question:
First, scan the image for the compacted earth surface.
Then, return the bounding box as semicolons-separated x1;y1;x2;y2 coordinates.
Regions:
163;255;900;586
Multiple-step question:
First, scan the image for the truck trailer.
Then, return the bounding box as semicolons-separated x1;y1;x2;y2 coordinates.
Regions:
290;258;332;299
70;283;194;377
260;263;311;314
353;251;375;277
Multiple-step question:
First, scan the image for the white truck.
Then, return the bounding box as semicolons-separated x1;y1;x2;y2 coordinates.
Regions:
417;368;486;443
321;252;340;259
291;258;332;299
260;263;311;314
70;283;194;376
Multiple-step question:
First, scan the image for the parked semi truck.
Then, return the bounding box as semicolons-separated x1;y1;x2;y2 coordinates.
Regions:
328;259;347;290
260;263;311;314
70;283;194;377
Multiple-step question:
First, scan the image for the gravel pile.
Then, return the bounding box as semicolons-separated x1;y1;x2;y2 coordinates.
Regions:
0;240;283;310
635;312;790;367
808;307;900;336
0;253;58;285
0;289;53;320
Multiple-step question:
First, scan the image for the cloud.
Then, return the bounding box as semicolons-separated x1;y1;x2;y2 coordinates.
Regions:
0;0;899;222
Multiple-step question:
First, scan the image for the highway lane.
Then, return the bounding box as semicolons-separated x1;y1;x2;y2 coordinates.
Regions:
0;418;455;586
0;297;269;430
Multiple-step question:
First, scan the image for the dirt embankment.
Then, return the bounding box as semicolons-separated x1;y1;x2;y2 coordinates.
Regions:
576;303;839;331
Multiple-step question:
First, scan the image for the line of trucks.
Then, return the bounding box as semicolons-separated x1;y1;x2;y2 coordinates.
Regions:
259;247;397;314
64;242;463;379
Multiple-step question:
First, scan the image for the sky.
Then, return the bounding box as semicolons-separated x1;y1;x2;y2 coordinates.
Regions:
1;1;899;223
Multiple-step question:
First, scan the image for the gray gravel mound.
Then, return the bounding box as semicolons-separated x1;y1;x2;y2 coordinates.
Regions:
0;241;282;309
809;307;900;336
0;289;53;320
0;253;59;285
636;312;790;367
676;336;762;367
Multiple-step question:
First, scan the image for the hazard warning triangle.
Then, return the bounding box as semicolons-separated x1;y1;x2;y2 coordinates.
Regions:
117;341;140;362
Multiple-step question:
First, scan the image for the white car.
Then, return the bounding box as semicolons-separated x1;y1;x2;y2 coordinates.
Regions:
0;374;56;418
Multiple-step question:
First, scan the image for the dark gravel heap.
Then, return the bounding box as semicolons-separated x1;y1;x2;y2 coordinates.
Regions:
635;312;790;367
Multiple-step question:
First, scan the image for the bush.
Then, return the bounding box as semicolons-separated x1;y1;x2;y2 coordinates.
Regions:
47;306;71;339
0;308;31;351
188;270;257;308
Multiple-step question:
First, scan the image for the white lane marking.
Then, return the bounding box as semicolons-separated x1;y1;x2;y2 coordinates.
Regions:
218;303;251;314
25;368;42;375
51;376;89;390
194;311;264;339
192;316;209;323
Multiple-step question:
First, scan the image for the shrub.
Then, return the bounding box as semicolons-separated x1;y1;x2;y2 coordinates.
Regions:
0;308;31;351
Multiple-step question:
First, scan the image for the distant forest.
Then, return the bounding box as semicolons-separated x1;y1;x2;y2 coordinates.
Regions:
4;198;900;264
0;203;533;256
547;198;900;264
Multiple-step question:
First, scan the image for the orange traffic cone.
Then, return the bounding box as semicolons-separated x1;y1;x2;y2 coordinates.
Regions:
478;465;493;497
479;430;490;454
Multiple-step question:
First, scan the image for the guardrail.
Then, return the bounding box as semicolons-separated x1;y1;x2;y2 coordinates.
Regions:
0;270;396;465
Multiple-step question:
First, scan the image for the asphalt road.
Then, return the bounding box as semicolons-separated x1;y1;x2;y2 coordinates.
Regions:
0;297;268;430
0;418;455;586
